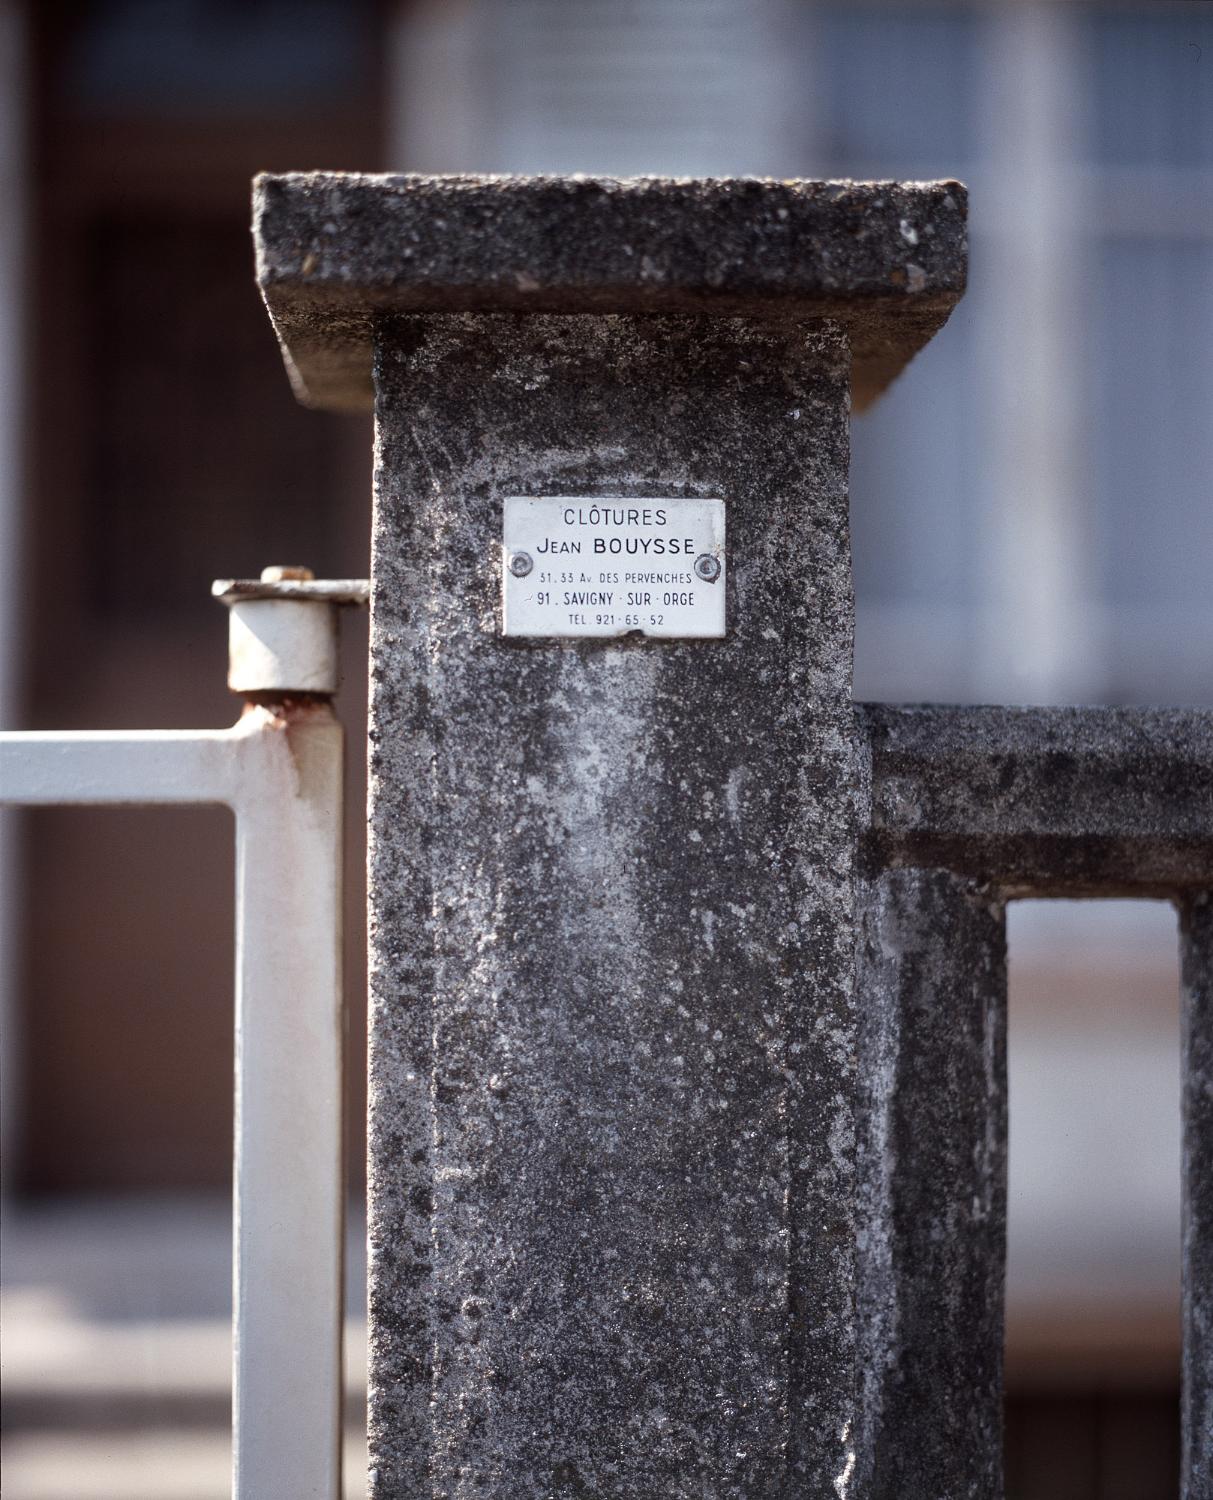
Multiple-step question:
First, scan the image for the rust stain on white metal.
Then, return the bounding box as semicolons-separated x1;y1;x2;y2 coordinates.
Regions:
261;564;314;582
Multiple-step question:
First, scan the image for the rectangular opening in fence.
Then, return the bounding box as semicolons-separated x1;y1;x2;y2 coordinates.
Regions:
1005;897;1181;1498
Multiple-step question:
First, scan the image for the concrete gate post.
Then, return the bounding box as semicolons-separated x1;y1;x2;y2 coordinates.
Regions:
255;174;968;1498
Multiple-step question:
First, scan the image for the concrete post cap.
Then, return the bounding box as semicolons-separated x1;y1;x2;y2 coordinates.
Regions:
253;172;967;414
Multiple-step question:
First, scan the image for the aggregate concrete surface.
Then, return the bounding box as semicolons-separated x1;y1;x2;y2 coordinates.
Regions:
254;172;966;413
367;311;858;1497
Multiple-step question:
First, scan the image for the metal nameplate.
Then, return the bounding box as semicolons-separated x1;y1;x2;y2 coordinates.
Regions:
502;496;726;639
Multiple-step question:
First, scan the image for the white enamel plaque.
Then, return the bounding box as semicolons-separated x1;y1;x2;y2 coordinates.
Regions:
502;496;726;639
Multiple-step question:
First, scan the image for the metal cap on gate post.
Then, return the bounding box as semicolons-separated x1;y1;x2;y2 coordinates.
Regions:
212;565;369;696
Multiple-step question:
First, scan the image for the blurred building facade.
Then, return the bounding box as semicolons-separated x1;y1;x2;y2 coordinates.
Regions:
1;2;1210;1496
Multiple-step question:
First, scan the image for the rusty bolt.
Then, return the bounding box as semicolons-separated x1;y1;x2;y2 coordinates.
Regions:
260;565;315;583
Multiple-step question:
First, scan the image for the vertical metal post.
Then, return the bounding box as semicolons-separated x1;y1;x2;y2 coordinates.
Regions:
231;699;345;1500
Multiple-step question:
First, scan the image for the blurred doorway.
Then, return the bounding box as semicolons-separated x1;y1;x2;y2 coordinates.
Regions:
16;0;384;1195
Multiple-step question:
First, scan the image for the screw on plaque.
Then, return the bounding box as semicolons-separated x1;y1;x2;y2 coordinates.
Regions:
694;553;722;583
509;551;534;578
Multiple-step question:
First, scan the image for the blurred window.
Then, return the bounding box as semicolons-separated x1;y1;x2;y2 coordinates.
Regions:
66;0;367;113
815;3;980;176
1088;8;1213;169
848;290;982;613
1076;5;1213;700
1088;238;1213;612
812;1;1213;705
482;0;799;176
84;214;341;620
34;0;379;632
808;2;988;699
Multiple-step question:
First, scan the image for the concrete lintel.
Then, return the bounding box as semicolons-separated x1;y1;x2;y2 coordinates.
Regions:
860;703;1213;896
253;172;967;414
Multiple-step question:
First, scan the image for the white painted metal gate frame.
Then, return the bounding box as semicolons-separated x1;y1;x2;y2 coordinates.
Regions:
0;573;368;1500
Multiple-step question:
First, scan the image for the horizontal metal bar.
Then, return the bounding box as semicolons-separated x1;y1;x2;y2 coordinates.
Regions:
0;726;242;806
859;704;1213;895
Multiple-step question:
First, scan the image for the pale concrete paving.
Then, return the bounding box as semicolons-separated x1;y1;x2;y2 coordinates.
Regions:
1;1196;369;1500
